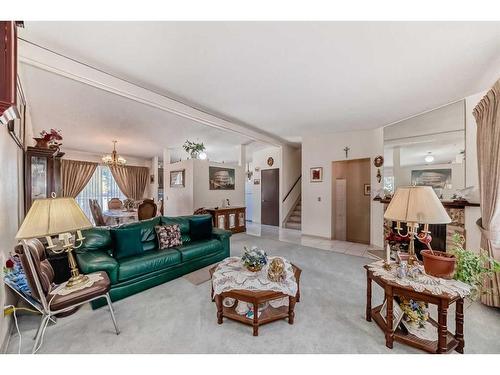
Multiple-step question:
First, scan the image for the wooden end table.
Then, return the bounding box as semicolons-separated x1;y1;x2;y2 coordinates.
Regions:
209;264;301;336
365;265;465;354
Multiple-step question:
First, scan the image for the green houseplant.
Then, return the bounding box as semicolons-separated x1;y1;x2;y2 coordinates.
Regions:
449;233;500;300
182;140;206;159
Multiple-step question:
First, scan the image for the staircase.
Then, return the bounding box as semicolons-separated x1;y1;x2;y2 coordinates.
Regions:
285;197;301;230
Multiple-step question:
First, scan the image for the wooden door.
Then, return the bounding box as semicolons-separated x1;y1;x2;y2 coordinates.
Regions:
261;168;279;226
346;158;371;244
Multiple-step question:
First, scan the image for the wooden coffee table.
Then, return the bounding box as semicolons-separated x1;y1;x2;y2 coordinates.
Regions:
209;264;301;336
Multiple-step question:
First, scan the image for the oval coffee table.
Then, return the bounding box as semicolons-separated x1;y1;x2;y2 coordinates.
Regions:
209;264;301;336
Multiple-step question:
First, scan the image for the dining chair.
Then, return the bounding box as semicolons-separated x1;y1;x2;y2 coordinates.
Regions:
138;200;157;221
15;239;119;353
108;198;123;210
89;199;106;226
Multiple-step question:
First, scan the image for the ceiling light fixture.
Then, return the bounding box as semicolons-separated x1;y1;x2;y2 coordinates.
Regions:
102;140;126;166
424;153;434;163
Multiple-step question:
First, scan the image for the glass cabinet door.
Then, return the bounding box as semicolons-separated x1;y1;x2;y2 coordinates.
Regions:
31;156;48;200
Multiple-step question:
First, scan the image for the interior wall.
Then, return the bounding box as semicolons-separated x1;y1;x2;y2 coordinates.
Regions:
302;128;384;246
0;129;22;351
250;147;282;224
164;159;244;217
193;160;245;209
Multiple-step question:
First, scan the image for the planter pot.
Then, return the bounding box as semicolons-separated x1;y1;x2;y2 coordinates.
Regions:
421;250;456;279
33;137;49;149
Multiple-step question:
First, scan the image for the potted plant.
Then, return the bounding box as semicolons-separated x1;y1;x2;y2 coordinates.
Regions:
449;233;500;300
182;140;205;159
34;129;63;149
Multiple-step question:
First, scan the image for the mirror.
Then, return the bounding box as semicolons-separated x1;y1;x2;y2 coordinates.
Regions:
383;100;465;200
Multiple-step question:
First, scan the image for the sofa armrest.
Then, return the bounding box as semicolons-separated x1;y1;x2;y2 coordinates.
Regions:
211;227;232;240
76;250;119;284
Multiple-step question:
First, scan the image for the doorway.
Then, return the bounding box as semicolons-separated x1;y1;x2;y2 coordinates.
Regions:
332;158;370;244
261;168;279;226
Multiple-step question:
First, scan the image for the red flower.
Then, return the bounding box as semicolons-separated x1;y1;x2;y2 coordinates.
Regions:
5;259;14;268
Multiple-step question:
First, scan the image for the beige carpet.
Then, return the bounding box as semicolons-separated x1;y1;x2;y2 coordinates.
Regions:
183;264;217;285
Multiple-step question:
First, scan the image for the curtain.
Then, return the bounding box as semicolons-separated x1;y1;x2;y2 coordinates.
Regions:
61;159;98;198
110;165;149;201
473;78;500;307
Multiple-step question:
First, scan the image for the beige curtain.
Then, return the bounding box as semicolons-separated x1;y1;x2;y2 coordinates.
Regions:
110;165;149;201
473;78;500;307
61;159;98;198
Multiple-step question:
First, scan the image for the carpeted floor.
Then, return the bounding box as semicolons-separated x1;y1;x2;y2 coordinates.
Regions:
6;233;500;354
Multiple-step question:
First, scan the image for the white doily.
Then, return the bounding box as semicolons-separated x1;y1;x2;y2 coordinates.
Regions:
367;260;471;298
212;256;298;297
49;273;104;296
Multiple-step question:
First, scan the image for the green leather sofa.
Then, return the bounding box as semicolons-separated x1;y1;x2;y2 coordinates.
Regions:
76;215;231;309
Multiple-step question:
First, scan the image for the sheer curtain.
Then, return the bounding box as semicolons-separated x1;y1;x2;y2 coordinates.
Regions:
473;78;500;307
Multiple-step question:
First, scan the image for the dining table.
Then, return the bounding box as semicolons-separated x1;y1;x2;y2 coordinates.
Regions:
102;209;138;225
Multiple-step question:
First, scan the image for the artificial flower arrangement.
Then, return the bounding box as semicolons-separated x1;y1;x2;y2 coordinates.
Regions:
34;128;63;149
182;139;206;159
385;228;410;251
242;246;268;272
399;297;429;328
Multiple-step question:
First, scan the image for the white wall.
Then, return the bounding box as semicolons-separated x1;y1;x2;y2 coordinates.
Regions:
164;159;244;217
193;160;245;209
302;128;384;247
250;147;282;224
0;126;23;352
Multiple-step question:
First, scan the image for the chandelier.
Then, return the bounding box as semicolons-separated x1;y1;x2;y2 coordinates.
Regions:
102;140;126;166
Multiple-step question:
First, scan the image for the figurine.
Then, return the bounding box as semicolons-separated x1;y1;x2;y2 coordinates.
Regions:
268;258;285;282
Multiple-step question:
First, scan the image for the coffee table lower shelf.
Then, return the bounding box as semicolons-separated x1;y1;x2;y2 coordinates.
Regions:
222;304;290;326
371;304;459;354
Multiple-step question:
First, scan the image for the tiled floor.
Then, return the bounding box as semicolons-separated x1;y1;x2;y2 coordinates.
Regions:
245;221;381;259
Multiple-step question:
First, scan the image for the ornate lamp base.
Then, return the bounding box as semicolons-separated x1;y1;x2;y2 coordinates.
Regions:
64;245;89;289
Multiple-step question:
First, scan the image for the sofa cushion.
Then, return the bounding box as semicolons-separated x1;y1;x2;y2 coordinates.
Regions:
189;215;213;241
161;216;191;243
80;227;113;253
155;224;182;249
117;217;161;252
111;227;144;260
118;249;181;282
174;239;222;262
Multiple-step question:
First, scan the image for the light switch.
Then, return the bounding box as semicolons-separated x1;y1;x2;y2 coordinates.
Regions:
317;197;321;202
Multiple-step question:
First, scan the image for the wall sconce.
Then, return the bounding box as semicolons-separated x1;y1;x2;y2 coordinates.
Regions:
0;105;20;125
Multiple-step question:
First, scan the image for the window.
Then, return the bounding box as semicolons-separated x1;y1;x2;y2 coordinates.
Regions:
384;176;395;195
76;166;126;222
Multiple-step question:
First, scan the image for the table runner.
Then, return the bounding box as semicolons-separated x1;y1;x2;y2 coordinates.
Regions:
367;260;471;298
212;256;298;297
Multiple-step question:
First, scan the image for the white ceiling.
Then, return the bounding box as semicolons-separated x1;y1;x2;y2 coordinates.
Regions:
19;64;266;162
18;22;500;152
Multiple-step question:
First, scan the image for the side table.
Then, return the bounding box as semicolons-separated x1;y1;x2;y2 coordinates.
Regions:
365;265;465;354
210;264;301;336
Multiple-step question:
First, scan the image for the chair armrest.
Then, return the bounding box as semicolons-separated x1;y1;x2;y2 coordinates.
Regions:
76;250;119;284
211;227;232;240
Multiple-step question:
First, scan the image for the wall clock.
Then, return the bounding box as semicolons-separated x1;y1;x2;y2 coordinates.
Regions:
267;157;274;167
374;155;384;168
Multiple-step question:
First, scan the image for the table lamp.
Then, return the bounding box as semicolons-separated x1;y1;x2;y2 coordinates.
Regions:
384;186;451;265
16;196;92;288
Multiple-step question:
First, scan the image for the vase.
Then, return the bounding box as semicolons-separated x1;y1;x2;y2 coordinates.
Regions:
33;137;49;149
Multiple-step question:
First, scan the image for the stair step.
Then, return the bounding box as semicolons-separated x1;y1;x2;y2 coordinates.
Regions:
289;215;301;222
285;222;301;230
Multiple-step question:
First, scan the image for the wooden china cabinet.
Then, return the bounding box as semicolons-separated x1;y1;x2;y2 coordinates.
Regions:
24;147;64;214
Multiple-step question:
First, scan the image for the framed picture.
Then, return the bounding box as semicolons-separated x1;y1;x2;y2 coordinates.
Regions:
310;167;323;182
380;299;404;332
253;179;260;185
411;169;452;189
170;169;185;188
364;184;371;196
209;166;235;190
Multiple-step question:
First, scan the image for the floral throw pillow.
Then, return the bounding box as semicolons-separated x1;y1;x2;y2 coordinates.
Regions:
155;224;182;249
